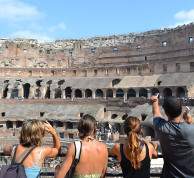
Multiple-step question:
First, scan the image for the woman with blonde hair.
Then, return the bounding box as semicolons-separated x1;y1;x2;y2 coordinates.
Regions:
3;120;61;178
109;116;157;178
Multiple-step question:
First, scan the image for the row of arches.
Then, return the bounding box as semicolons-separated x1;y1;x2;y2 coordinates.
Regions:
2;82;186;99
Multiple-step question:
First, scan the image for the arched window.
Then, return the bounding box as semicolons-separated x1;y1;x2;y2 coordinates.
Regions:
122;114;128;120
176;87;185;98
85;89;92;98
163;88;172;98
65;87;72;98
6;121;13;129
16;121;23;128
116;89;124;98
106;89;113;98
139;88;147;98
11;89;18;99
127;89;136;98
75;89;82;98
151;88;159;95
56;121;63;127
66;122;73;129
95;89;103;98
23;83;30;99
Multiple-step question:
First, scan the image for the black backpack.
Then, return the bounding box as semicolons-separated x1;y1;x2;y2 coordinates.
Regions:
0;145;37;178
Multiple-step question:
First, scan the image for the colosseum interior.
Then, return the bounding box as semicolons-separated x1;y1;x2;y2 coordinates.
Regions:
0;23;194;154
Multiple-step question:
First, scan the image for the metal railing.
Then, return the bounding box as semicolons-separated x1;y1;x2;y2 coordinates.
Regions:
0;153;163;177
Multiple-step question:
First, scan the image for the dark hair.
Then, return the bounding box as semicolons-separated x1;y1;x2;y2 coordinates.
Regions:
162;96;182;119
20;120;45;147
78;114;97;139
124;116;141;169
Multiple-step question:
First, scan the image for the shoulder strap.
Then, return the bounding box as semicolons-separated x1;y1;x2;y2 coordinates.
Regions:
70;141;82;178
12;145;18;164
120;144;125;157
20;146;37;164
15;147;31;163
140;143;144;151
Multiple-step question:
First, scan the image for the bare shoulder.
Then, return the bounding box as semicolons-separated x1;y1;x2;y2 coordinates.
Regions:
147;143;155;151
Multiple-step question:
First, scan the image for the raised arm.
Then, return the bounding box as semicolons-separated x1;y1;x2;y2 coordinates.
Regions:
150;95;162;118
44;121;61;158
56;142;75;178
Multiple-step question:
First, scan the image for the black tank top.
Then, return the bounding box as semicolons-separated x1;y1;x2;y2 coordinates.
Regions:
120;143;150;178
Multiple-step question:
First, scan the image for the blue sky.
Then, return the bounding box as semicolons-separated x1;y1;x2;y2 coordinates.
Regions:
0;0;194;42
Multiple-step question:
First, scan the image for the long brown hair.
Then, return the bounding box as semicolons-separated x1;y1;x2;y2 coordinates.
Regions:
124;116;141;169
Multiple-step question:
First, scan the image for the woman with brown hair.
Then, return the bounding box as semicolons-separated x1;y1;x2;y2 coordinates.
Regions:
3;120;61;178
109;116;157;178
56;114;108;178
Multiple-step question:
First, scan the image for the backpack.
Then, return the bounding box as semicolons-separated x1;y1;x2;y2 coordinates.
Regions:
66;141;82;178
0;145;37;178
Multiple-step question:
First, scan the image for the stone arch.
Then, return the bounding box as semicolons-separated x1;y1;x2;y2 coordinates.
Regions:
106;89;113;98
116;89;124;98
139;88;148;98
176;87;185;98
95;89;103;98
66;122;73;129
163;88;172;98
111;114;118;119
65;87;72;98
75;89;82;98
56;121;63;127
85;89;92;98
55;88;62;99
127;88;136;98
151;88;160;95
11;88;18;98
23;83;30;99
6;121;13;129
16;121;23;128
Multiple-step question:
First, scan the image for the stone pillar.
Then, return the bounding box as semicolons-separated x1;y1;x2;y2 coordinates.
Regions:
147;88;151;99
136;89;139;98
83;89;85;98
92;90;96;99
13;122;16;129
62;90;66;99
124;90;127;101
113;90;116;98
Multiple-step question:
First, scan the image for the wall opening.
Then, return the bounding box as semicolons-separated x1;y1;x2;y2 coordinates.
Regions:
56;121;63;127
85;89;92;98
127;89;136;98
75;89;82;98
163;88;172;97
55;88;62;99
116;89;124;98
65;87;72;98
66;122;73;129
11;89;18;99
16;121;23;128
23;83;30;99
40;112;45;117
1;112;5;117
95;89;103;98
176;87;185;98
139;88;148;98
6;121;13;129
111;114;118;119
106;89;113;98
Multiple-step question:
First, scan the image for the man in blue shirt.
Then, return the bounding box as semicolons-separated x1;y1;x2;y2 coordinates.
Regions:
150;96;194;178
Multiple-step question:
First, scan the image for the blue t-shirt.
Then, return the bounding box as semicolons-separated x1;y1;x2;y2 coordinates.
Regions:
154;116;194;178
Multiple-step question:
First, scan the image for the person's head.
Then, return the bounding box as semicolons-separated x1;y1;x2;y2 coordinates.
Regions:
162;96;182;120
124;116;141;170
20;120;45;147
78;114;97;139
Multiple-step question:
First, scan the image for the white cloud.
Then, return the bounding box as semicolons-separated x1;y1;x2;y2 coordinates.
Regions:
10;31;54;43
58;22;67;30
0;0;45;21
169;9;194;28
174;9;194;21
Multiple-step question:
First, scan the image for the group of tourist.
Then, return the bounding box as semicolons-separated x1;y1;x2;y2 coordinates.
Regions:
2;95;194;178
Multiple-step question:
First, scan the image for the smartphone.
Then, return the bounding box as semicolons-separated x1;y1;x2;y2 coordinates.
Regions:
185;106;190;116
153;93;160;101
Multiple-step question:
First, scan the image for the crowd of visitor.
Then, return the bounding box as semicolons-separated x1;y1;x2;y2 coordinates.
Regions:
1;95;194;178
